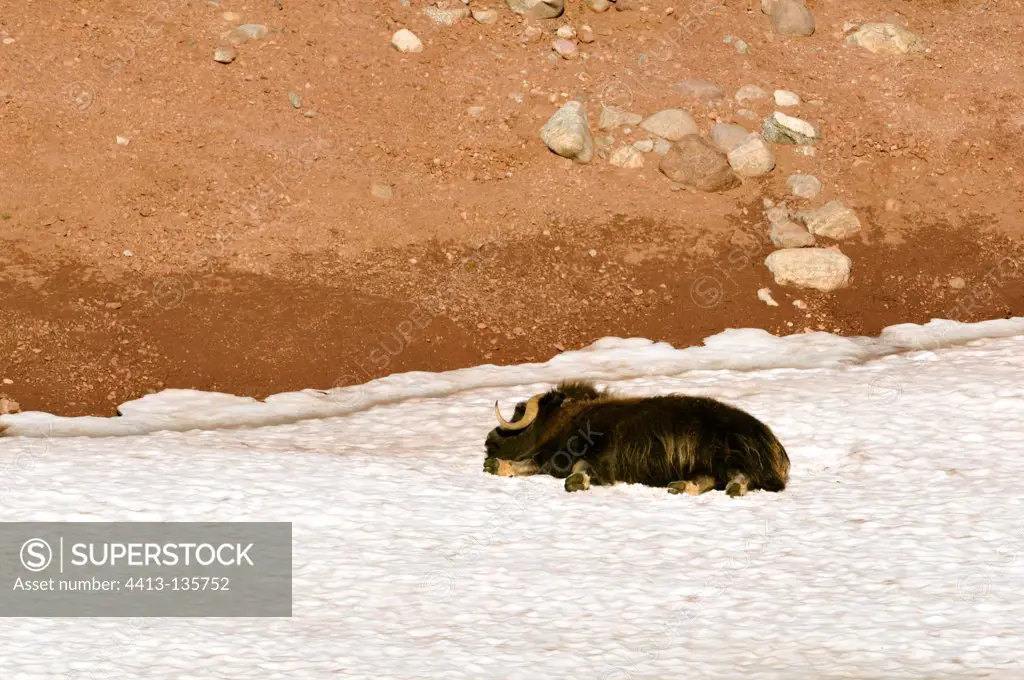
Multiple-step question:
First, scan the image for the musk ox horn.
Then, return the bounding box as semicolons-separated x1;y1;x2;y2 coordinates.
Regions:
494;393;542;431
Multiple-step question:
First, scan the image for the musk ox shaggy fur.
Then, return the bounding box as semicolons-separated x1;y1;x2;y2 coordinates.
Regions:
483;380;789;496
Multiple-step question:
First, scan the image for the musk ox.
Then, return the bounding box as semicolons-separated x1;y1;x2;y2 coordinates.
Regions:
483;380;789;496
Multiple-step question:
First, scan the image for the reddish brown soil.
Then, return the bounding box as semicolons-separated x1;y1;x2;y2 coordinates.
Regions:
1;0;1022;416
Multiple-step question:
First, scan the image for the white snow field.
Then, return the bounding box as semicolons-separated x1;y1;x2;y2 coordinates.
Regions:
2;317;1024;679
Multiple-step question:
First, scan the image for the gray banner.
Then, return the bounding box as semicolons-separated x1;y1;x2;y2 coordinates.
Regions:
0;522;292;617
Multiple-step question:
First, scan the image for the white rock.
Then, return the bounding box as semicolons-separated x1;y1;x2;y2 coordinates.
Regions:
795;200;862;240
556;25;576;39
598;105;643;130
540;100;594;164
507;0;564;19
472;9;499;24
213;47;237;64
769;220;816;248
632;139;655;153
609;145;644;168
711;123;752;153
727;134;776;177
763;111;819;144
584;0;612;11
736;84;770;103
391;29;423;53
765;248;852;292
423;6;470;25
639;109;699;142
845;23;922;55
758;288;780;307
766;202;815;247
787;173;822;199
771;0;815;36
774;89;801;106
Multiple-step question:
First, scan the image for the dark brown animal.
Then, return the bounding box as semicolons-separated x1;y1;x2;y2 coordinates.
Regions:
483;380;789;496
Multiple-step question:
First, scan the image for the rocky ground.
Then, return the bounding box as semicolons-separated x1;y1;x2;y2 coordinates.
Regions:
1;0;1022;416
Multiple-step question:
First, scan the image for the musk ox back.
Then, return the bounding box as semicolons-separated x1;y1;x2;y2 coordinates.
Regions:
483;380;789;496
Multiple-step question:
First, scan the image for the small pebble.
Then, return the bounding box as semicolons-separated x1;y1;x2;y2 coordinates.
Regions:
471;9;499;24
371;184;393;200
289;92;302;108
758;288;780;307
521;25;543;43
392;28;424;53
736;84;770;103
787;173;822;199
774;89;801;106
229;24;268;44
552;39;578;59
213;47;236;63
949;277;966;290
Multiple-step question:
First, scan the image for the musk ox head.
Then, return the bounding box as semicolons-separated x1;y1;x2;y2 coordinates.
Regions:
484;380;605;462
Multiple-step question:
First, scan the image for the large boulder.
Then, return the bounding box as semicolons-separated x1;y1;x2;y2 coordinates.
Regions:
660;135;741;192
540;100;594;164
765;248;852;291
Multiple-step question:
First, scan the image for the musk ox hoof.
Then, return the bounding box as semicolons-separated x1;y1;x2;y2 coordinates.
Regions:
725;471;751;497
668;476;716;496
484;457;511;476
564;471;590;492
485;457;541;477
725;480;749;497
